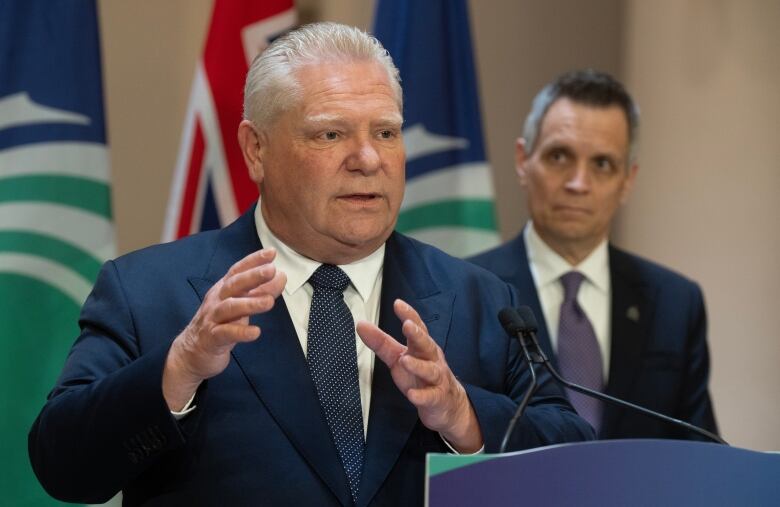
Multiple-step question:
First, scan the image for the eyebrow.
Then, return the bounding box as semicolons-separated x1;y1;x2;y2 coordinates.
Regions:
304;113;344;124
541;142;574;153
303;113;403;127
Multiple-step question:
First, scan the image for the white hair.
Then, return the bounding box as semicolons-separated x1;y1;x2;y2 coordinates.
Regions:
243;22;402;129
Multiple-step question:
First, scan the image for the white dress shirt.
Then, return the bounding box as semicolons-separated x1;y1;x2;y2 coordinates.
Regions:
255;205;381;436
524;222;612;379
177;207;474;452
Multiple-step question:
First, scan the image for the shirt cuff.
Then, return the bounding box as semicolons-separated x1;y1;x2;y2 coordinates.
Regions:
171;393;197;420
439;433;485;455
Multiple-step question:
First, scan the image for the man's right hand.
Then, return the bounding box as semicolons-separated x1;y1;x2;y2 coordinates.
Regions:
162;247;287;411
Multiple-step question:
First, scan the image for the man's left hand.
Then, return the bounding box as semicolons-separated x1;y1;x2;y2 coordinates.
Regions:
356;299;483;453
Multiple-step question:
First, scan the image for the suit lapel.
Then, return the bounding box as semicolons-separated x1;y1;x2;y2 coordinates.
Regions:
504;233;556;366
358;233;454;507
601;246;655;435
188;207;352;507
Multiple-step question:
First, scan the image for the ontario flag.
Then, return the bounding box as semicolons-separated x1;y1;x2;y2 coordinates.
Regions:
163;0;296;241
373;0;500;257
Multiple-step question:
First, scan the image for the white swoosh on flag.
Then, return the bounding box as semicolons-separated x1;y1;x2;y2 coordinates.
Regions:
0;92;90;130
403;123;469;161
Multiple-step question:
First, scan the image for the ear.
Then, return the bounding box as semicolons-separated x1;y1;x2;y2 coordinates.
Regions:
238;119;265;184
515;137;530;186
620;162;639;204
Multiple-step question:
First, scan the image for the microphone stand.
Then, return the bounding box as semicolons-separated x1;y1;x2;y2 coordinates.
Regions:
523;325;727;445
498;328;539;453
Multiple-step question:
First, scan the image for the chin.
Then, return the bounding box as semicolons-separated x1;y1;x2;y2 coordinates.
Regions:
337;225;392;249
550;224;595;242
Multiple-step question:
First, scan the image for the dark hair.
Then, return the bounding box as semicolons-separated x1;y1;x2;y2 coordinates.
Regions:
523;69;640;162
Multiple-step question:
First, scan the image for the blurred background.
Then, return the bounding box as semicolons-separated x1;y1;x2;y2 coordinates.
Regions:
99;0;779;451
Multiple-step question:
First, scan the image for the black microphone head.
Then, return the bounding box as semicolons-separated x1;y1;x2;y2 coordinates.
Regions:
498;307;525;337
516;306;538;333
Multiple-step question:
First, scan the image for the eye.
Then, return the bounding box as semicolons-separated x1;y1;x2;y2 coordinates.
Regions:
547;148;569;165
318;131;340;141
377;129;399;140
593;156;616;173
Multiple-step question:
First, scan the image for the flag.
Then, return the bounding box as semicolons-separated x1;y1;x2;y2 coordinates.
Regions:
0;0;114;505
373;0;500;257
163;0;296;241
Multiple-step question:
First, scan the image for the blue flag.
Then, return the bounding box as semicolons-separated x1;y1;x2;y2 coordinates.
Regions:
373;0;500;257
0;1;114;504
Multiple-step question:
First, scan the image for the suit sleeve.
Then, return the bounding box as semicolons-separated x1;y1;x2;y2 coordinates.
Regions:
676;283;718;438
28;261;190;504
460;283;595;452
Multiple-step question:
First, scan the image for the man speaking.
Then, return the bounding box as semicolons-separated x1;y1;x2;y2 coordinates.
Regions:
29;23;592;506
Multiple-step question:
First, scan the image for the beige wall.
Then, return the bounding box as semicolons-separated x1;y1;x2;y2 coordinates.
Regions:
99;0;212;253
98;0;779;450
619;0;780;450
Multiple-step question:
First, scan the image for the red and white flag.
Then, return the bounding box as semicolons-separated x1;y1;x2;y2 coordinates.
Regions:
163;0;296;241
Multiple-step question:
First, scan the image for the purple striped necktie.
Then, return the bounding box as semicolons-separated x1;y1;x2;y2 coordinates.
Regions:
557;271;604;433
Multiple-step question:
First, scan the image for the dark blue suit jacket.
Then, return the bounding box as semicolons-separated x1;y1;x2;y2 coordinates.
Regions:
468;231;717;441
29;208;592;506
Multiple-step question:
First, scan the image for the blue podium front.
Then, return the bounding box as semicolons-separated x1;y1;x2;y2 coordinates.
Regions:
426;440;780;506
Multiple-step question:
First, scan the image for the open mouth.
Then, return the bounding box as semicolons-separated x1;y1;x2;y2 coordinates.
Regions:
340;193;381;202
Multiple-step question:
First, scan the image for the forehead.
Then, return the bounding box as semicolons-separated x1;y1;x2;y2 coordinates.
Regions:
537;98;629;154
291;60;402;120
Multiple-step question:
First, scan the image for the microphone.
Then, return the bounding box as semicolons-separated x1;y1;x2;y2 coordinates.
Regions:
513;305;727;445
498;308;539;453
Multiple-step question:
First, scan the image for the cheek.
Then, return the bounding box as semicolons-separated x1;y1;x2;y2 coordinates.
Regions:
529;174;558;203
597;189;625;219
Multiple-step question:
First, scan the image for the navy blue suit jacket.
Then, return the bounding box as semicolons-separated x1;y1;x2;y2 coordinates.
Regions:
29;208;592;506
468;231;717;441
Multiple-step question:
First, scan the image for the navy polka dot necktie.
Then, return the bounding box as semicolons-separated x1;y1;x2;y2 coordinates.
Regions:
557;271;604;433
307;264;364;503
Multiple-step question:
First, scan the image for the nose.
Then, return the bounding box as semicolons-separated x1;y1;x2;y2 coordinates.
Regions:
346;136;381;174
564;163;590;193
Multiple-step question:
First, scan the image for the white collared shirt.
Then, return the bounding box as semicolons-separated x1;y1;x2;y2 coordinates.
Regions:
524;222;611;379
255;205;381;436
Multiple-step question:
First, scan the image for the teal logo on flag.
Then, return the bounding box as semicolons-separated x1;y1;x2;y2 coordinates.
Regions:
374;0;500;257
0;93;113;301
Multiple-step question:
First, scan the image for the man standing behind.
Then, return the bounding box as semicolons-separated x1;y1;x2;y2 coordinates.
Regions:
470;70;718;440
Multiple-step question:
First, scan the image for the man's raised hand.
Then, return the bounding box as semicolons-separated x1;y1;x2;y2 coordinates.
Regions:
356;299;483;453
162;248;287;410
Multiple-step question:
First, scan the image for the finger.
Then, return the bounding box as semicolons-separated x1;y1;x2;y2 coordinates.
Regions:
211;322;261;346
393;299;429;334
356;321;406;367
212;294;276;323
405;386;442;408
399;354;441;385
247;270;287;299
225;247;276;278
401;316;438;361
220;263;277;299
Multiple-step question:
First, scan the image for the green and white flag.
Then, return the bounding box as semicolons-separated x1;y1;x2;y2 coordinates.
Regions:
374;0;501;258
0;1;114;504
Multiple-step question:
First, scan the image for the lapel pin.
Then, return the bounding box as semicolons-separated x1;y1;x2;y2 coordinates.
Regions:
626;306;640;322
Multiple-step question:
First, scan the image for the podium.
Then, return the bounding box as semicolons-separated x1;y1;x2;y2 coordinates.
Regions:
426;440;780;506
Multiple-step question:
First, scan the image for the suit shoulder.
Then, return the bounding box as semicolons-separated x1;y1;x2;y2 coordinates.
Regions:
395;233;514;292
610;246;702;294
111;229;222;277
467;242;511;267
466;233;524;279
